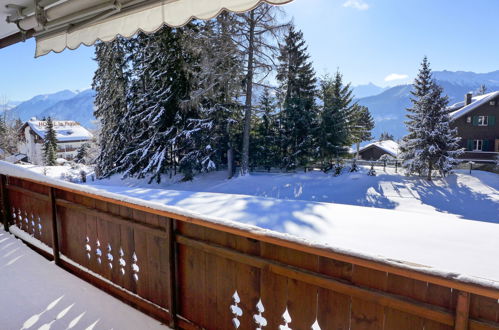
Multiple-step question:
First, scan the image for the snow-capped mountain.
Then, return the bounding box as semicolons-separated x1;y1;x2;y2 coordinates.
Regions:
352;82;387;99
357;70;499;139
4;89;96;128
39;89;96;128
6;90;77;121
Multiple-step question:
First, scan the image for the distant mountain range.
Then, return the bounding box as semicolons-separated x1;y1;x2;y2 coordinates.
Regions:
357;70;499;138
352;82;389;99
4;69;499;137
3;89;96;128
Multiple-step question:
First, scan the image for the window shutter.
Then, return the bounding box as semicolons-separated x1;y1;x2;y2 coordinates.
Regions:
472;116;479;126
467;139;473;151
483;140;490;151
489;115;496;126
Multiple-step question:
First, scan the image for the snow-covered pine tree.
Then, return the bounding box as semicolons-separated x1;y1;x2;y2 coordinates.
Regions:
116;27;194;183
92;37;129;178
236;4;287;175
316;71;355;164
253;88;279;170
400;56;433;176
400;57;463;179
75;143;90;164
351;105;375;159
379;132;395;141
277;25;317;170
43;117;58;166
183;14;244;179
0;114;8;154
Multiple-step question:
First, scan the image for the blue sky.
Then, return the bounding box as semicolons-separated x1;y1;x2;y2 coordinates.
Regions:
2;0;499;101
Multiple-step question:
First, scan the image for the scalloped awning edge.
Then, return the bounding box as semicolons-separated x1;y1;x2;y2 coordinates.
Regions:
35;0;294;57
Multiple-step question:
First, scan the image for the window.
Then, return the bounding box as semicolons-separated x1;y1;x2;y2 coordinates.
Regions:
490;100;496;106
466;116;471;123
478;116;488;126
473;140;483;151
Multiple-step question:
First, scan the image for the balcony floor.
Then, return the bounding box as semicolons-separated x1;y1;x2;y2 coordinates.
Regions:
0;228;170;330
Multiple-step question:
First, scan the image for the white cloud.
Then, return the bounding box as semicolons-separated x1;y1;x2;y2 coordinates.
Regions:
342;0;369;10
384;73;409;82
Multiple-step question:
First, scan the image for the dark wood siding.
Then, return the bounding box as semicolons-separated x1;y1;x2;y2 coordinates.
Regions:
359;145;393;160
451;95;499;157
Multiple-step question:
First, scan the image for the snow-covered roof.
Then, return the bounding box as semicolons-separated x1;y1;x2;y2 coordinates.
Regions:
449;91;499;120
4;153;27;164
359;140;400;157
26;119;93;142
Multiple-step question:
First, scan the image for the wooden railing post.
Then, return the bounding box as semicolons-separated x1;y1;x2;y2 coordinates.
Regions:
454;291;470;330
167;218;179;329
49;187;61;265
0;175;11;232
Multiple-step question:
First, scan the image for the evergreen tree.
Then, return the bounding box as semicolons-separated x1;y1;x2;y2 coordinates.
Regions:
184;15;244;178
0;114;8;154
277;25;317;169
43;117;58;166
116;27;195;183
75;143;90;164
351;105;375;159
400;57;463;179
379;132;395;141
316;71;355;163
92;37;129;178
253;88;279;170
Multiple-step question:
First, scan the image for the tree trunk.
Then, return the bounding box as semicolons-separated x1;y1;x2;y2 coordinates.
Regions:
356;141;360;160
227;146;234;179
241;10;256;176
427;161;433;181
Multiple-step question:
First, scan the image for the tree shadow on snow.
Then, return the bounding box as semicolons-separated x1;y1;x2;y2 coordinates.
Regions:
411;175;499;223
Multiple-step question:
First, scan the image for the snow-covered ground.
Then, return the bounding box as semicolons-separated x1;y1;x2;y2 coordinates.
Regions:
89;167;499;223
0;229;169;330
11;164;499;284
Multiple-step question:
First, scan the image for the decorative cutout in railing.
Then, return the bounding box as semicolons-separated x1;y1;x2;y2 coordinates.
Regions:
119;247;126;276
85;236;91;259
95;240;102;264
30;213;35;236
132;252;139;282
280;308;292;330
254;299;267;330
230;291;243;328
107;243;113;269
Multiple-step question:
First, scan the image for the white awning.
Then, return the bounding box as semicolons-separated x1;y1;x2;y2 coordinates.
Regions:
0;0;293;57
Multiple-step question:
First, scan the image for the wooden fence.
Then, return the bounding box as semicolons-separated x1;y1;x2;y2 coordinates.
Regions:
1;173;499;330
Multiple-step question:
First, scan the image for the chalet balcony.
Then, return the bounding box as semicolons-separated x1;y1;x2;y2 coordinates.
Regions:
0;164;498;330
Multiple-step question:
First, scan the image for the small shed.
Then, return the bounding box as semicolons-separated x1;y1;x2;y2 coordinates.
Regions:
359;140;400;160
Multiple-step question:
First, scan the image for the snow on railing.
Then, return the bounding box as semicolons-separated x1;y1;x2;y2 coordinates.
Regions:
1;161;499;329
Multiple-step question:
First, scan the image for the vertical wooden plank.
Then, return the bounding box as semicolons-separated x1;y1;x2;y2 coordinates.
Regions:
260;242;288;329
177;222;207;327
166;218;178;329
384;273;426;330
425;283;454;330
469;295;499;324
204;227;236;330
350;265;387;330
317;258;353;330
119;205;136;294
0;175;10;232
49;188;60;265
455;291;470;330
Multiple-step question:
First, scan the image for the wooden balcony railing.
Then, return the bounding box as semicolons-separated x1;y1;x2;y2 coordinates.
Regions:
0;171;499;330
